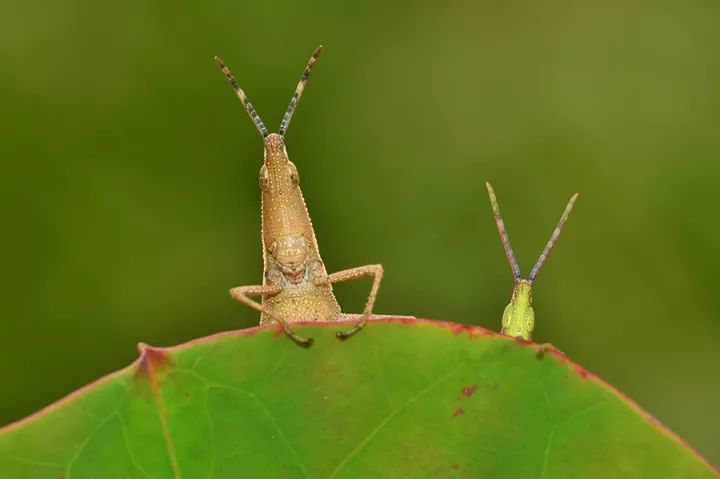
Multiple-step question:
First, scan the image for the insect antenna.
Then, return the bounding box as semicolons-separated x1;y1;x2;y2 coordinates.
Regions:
214;56;269;138
278;45;324;137
528;192;579;283
486;182;522;281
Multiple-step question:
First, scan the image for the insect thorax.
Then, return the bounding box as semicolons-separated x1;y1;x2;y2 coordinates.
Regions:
261;233;341;323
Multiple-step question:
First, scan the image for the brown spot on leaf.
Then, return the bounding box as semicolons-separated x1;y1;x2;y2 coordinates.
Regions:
452;408;465;418
545;347;592;380
442;321;498;338
370;316;502;338
462;384;478;398
448;323;472;336
575;366;590;379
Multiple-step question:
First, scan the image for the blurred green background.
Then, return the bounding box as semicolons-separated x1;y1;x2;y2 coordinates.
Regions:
2;0;719;467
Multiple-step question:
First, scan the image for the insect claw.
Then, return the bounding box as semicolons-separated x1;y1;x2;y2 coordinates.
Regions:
286;329;314;347
336;315;368;340
296;336;314;348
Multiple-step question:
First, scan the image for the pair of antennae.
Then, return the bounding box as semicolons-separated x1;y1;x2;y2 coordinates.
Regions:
486;182;578;284
214;50;577;284
214;46;323;138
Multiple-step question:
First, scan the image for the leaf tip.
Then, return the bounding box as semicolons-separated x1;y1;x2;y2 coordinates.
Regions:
134;343;171;380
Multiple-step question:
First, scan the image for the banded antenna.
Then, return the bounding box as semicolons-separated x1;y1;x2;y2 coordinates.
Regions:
486;182;522;280
485;182;579;284
528;192;579;283
214;56;269;138
279;45;324;136
214;46;324;139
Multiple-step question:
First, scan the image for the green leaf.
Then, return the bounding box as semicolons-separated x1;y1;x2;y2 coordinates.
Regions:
1;318;717;478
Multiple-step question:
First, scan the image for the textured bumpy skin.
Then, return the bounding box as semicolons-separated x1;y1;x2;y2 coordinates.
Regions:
259;134;341;324
261;279;340;324
501;280;535;338
218;48;383;343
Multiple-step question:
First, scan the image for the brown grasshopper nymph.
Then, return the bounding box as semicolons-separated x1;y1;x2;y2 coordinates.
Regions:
214;46;383;346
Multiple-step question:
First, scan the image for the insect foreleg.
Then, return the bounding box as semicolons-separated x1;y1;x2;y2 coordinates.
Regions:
316;264;384;340
229;284;314;347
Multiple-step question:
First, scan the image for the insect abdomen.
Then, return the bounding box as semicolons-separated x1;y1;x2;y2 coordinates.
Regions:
261;283;341;324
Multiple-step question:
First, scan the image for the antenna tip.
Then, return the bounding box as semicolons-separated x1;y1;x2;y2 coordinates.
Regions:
485;182;496;197
214;56;225;67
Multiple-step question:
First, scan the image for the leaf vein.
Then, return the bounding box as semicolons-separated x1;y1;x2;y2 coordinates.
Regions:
65;391;128;478
538;426;555;479
117;411;156;479
328;363;463;478
209;384;313;479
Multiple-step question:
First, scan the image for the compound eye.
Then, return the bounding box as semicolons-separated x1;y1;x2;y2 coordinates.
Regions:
259;165;269;191
288;162;300;186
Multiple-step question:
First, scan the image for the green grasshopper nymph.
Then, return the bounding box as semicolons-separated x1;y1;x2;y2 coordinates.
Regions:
485;182;578;341
214;46;383;347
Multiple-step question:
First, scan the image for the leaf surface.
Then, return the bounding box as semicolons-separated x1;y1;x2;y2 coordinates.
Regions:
1;317;717;478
